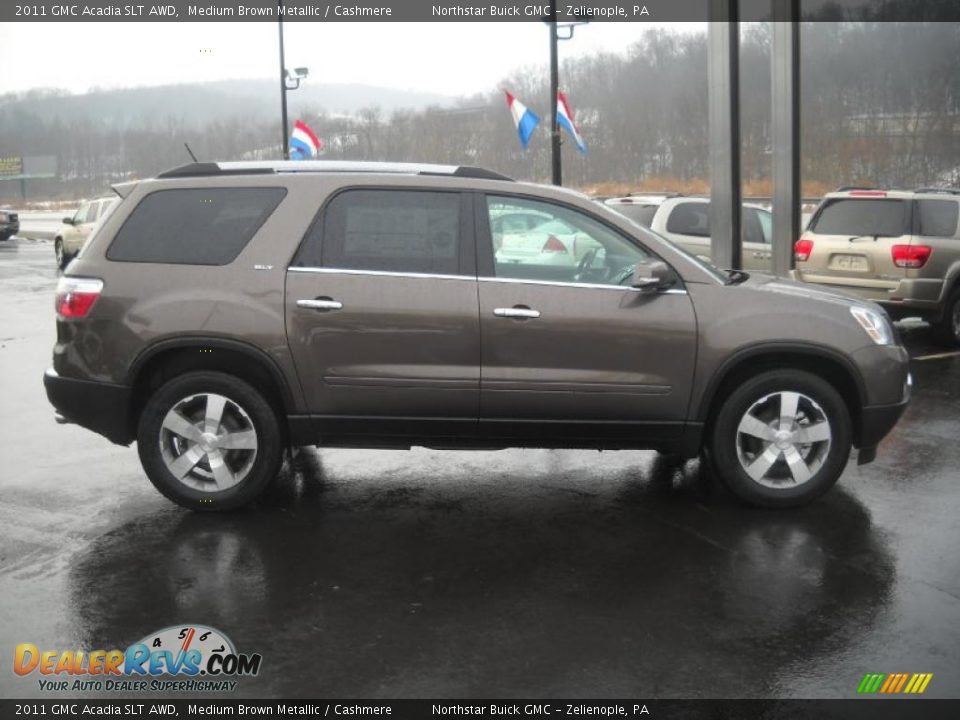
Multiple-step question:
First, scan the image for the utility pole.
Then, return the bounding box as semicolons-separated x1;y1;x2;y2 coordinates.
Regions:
278;1;289;160
548;0;561;186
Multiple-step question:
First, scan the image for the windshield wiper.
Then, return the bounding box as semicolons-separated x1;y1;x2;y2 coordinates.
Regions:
847;233;893;242
725;269;750;285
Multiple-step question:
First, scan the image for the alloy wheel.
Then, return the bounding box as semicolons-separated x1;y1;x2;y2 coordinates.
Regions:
158;393;258;492
735;391;832;489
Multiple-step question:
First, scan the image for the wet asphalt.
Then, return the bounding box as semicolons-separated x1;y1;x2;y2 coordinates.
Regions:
0;239;958;700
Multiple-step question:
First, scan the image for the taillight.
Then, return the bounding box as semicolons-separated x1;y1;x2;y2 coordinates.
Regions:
55;277;103;319
541;235;568;254
891;245;932;269
794;238;814;262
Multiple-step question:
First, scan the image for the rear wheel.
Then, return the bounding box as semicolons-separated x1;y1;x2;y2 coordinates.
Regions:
709;369;851;508
137;371;283;511
55;239;70;269
932;289;960;348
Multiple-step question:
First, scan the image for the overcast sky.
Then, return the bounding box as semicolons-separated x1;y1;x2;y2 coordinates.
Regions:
0;22;703;97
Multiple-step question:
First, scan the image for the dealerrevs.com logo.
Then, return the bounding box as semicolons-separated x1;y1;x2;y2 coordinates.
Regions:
14;625;262;692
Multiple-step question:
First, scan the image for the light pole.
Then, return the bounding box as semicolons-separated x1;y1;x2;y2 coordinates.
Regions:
277;1;309;159
546;5;588;186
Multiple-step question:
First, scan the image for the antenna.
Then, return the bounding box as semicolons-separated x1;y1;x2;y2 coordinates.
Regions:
184;143;199;162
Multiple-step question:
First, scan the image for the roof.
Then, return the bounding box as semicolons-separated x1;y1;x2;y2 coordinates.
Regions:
825;187;960;199
156;160;513;182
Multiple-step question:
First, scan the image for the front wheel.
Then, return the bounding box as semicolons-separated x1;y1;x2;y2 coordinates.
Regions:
708;370;851;508
137;371;284;511
932;290;960;348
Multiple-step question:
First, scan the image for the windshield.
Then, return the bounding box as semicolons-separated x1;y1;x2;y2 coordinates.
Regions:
607;203;658;227
812;198;910;237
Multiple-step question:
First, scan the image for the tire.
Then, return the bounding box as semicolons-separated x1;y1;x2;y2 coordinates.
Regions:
136;371;284;511
708;369;851;508
931;289;960;348
55;239;70;270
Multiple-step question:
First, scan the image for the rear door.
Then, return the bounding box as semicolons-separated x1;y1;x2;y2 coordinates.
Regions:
285;188;480;441
798;196;911;300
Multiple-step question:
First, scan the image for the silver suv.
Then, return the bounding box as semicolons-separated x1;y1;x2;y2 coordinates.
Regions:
795;188;960;346
44;161;910;511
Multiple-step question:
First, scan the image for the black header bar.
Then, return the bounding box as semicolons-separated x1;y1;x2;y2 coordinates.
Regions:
5;0;960;23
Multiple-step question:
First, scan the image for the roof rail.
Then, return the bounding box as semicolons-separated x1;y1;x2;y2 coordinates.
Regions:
834;185;879;192
914;187;960;196
157;160;514;182
627;191;683;197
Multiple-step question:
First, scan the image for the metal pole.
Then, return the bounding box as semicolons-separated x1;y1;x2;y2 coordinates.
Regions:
707;1;742;270
771;2;801;277
278;1;289;160
548;0;561;186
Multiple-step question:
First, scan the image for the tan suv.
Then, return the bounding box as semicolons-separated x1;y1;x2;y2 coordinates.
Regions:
43;161;910;511
795;188;960;346
55;195;118;269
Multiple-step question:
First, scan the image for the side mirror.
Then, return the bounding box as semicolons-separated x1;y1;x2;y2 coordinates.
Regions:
632;260;676;292
62;217;75;225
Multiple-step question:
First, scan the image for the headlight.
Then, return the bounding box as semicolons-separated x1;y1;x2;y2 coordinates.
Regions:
850;306;893;345
0;212;8;222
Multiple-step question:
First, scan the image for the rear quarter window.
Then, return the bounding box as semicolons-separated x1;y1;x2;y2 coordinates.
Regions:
811;198;910;237
918;199;959;237
107;187;286;265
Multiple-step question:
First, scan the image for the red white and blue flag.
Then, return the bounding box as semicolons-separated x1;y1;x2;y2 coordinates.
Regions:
557;91;587;154
289;119;323;159
504;90;540;151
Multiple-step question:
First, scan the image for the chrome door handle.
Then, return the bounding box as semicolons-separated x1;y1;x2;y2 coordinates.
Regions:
752;252;771;259
297;298;343;311
494;307;540;319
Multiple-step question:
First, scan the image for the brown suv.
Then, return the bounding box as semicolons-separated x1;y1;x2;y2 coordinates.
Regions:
44;162;911;510
795;187;960;346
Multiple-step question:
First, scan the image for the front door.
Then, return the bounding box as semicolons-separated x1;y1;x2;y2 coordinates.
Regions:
285;188;480;440
477;194;698;445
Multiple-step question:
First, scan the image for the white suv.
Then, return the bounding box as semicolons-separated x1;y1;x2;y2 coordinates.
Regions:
605;195;775;271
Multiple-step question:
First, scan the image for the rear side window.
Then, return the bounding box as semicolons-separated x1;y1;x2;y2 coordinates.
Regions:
107;187;286;265
666;202;710;237
811;199;910;237
297;189;461;275
918;199;958;237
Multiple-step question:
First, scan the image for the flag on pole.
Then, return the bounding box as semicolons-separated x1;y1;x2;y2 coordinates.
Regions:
504;90;540;150
557;91;587;154
289;119;323;159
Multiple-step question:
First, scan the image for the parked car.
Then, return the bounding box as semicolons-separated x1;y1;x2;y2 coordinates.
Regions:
55;195;117;269
45;161;910;511
0;208;19;241
493;202;600;268
794;187;960;346
605;195;775;271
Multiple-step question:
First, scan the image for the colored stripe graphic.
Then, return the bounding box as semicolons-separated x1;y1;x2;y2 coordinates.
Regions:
857;673;885;693
857;672;932;694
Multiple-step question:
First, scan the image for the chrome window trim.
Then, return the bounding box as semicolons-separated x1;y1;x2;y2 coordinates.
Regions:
479;276;688;294
288;265;687;294
287;266;473;282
